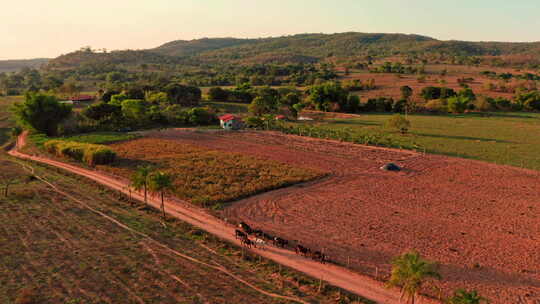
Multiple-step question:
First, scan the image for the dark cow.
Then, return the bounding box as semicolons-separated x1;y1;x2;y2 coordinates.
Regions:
295;244;311;257
312;251;328;264
251;229;264;237
261;232;274;241
273;237;288;248
235;229;247;240
238;222;252;234
241;238;254;248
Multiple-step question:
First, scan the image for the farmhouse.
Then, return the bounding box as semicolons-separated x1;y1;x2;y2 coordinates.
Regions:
219;114;243;130
70;95;94;103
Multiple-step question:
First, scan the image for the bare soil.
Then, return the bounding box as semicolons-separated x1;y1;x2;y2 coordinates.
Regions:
150;129;540;304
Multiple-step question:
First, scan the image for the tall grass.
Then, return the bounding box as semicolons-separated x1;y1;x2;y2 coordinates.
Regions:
44;140;116;165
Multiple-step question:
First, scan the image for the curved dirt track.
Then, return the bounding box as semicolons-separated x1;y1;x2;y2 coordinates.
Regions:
8;132;419;304
149;129;540;304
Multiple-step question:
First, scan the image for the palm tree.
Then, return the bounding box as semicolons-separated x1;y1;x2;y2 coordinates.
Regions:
130;166;152;206
148;172;173;222
387;250;441;304
447;289;488;304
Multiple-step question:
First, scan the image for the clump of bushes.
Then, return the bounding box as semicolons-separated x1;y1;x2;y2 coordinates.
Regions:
385;114;411;134
44;140;116;165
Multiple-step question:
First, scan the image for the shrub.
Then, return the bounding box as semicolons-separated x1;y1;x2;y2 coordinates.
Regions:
447;96;471;113
208;87;230;101
187;107;215;125
244;116;265;129
385;114;411;134
474;96;495;112
44;140;116;166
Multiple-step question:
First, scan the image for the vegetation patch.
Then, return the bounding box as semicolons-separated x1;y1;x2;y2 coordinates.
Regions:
44;140;116;165
102;138;324;206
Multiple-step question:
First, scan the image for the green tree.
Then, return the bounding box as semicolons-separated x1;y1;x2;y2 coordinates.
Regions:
447;96;470;114
447;289;488;304
307;82;348;112
148;172;173;222
165;83;201;106
130;166;152;206
11;93;72;136
400;86;413;100
121;99;150;125
145;91;169;104
83;102;122;122
387;250;441;304
248;95;279;116
208;87;230;101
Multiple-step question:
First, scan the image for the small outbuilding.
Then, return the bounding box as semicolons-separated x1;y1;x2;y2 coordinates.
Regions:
219;114;243;130
70;95;94;103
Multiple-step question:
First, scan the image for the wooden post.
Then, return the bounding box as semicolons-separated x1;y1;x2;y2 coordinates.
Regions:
375;267;379;280
347;256;350;268
318;276;323;293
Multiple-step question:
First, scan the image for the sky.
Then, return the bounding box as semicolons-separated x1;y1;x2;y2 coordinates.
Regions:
2;0;539;60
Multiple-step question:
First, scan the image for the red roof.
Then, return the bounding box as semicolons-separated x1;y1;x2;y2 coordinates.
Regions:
275;115;286;120
219;114;240;122
70;95;94;101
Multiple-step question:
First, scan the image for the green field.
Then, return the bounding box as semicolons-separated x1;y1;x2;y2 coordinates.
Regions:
305;112;540;170
202;101;249;114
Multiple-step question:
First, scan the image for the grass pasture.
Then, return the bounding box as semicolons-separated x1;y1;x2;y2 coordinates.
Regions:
0;158;364;304
61;132;138;144
302;112;540;170
101;138;324;206
202;101;249;114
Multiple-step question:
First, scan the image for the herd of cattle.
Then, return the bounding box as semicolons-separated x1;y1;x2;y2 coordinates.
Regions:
235;222;328;264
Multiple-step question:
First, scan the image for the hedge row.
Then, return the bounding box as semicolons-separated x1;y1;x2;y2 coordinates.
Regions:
44;140;116;165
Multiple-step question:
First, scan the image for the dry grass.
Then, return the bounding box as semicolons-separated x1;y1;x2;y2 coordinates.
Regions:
102;138;324;206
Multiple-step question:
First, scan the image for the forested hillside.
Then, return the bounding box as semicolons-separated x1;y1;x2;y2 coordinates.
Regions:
44;32;540;70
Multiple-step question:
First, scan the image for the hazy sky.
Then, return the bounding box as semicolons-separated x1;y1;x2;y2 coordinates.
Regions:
2;0;539;60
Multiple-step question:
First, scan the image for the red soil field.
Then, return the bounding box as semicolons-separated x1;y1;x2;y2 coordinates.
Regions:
343;64;530;101
147;129;539;303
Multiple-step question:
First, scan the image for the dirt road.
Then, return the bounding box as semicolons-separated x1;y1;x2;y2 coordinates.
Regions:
8;132;425;304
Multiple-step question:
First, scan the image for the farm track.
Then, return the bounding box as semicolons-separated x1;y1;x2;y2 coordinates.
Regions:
150;129;540;304
8;132;415;304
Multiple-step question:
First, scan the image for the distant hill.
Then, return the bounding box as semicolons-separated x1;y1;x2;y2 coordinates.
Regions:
47;49;182;69
154;37;256;57
46;32;540;69
0;58;50;73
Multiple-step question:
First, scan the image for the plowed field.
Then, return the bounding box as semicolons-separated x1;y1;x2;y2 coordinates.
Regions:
148;129;540;304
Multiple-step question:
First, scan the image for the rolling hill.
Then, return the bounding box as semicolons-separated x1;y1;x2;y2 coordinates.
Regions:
45;32;540;69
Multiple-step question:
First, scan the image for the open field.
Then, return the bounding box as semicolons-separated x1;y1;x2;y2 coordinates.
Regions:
343;64;530;101
148;129;540;303
0;157;365;304
294;112;540;170
202;101;249;114
100;136;323;206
